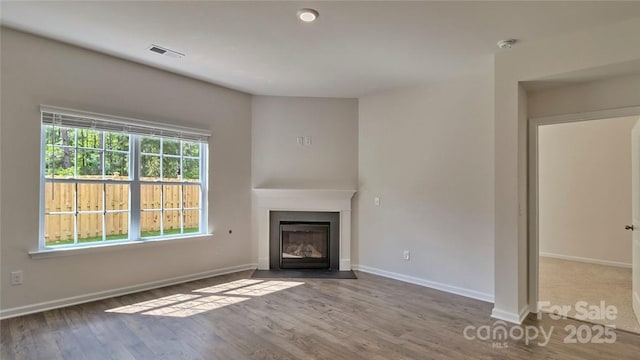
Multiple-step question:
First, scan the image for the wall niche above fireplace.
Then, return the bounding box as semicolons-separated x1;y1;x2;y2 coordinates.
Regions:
270;211;340;271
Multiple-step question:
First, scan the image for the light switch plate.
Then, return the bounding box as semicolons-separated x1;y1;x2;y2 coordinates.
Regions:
11;271;23;286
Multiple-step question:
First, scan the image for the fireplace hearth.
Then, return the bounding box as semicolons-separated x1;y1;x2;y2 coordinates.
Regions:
270;211;340;271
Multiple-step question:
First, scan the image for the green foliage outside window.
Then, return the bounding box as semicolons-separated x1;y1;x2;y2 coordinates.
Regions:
45;128;200;180
140;136;200;181
45;126;130;177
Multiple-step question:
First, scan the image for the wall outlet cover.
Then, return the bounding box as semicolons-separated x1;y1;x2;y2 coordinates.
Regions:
11;271;23;286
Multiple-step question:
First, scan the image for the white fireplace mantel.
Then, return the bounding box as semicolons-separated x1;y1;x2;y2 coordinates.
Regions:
253;188;356;271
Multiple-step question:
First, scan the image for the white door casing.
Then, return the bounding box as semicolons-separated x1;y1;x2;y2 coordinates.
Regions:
528;106;640;321
631;119;640;326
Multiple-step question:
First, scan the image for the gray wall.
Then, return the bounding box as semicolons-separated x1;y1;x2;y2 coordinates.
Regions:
356;64;495;300
0;28;253;311
528;75;640;118
251;96;358;190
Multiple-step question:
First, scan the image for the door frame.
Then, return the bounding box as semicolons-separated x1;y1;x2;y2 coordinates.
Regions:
528;105;640;312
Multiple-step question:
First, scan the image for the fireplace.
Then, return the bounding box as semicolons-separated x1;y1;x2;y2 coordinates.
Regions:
254;188;355;271
270;211;340;271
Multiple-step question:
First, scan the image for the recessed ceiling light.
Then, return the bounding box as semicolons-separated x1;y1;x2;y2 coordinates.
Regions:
297;8;319;23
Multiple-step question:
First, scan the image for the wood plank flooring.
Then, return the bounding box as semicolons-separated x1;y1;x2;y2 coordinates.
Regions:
2;270;639;359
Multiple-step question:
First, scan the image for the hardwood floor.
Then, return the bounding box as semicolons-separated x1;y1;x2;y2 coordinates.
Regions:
2;270;640;359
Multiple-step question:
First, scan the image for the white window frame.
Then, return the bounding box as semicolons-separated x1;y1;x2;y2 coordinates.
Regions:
134;136;208;240
38;106;209;250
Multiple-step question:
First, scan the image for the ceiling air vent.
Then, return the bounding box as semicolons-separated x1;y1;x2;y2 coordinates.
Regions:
148;45;184;59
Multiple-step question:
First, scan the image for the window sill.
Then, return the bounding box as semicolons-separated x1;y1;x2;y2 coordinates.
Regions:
29;233;214;259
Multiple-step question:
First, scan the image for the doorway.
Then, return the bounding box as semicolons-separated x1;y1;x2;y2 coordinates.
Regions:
529;108;640;333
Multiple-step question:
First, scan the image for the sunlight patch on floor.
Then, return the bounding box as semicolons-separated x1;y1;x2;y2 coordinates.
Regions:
105;279;304;318
105;294;201;314
194;279;264;294
142;295;250;317
224;281;304;297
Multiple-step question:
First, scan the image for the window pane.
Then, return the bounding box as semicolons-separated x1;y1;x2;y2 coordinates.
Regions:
140;184;161;209
141;155;160;179
163;210;181;235
44;182;75;213
77;213;103;243
183;185;200;209
77;149;103;176
42;126;208;247
182;142;200;157
77;183;103;211
106;212;128;241
45;126;76;147
77;129;102;149
105;151;129;177
163;185;181;209
141;137;160;154
140;211;161;237
183;158;200;182
106;184;129;210
45;146;76;177
162;157;180;180
183;210;200;234
163;139;180;155
105;132;129;151
44;214;74;246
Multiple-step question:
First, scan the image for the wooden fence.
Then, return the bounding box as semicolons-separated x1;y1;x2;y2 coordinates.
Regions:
44;178;200;243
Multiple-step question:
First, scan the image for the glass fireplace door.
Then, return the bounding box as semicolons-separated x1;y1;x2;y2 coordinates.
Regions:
280;222;330;269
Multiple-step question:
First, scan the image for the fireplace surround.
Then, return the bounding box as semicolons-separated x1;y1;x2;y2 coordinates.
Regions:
253;188;356;271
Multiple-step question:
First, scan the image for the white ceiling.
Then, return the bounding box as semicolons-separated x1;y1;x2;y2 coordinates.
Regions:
2;1;640;98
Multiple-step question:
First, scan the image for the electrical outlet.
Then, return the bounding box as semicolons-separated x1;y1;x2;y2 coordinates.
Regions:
296;137;304;146
11;271;23;286
304;136;312;146
374;197;380;206
403;250;410;261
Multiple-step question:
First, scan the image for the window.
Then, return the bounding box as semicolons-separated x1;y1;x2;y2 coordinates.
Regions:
138;137;203;238
40;106;209;249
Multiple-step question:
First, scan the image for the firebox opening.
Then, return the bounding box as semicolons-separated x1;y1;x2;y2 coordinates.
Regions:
280;222;329;269
269;211;340;271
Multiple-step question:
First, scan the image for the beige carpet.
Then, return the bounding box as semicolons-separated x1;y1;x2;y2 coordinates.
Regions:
539;256;640;334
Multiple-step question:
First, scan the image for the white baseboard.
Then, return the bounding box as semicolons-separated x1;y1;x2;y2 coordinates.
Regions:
352;264;494;303
540;252;631;268
491;304;530;325
0;263;257;320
